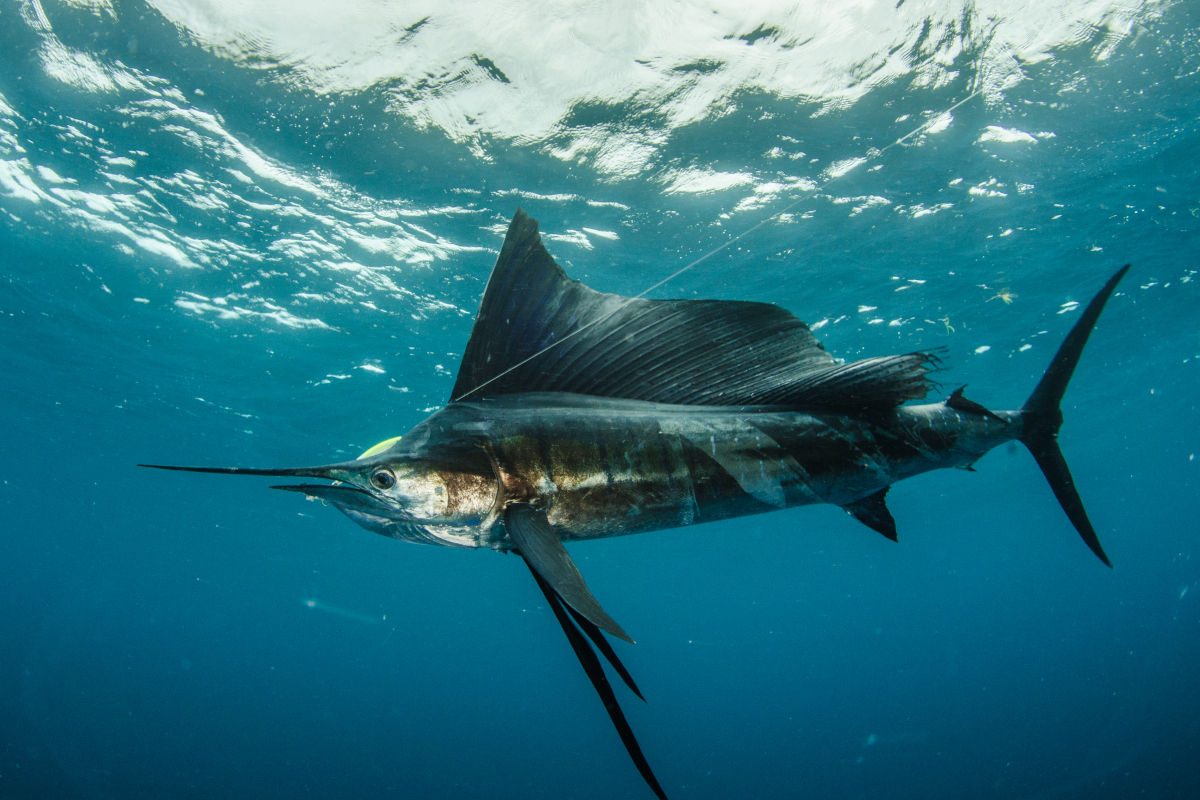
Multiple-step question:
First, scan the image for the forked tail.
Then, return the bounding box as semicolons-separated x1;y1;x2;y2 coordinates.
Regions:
1020;264;1130;567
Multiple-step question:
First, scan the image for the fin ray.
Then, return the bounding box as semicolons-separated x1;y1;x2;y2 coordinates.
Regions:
452;209;934;408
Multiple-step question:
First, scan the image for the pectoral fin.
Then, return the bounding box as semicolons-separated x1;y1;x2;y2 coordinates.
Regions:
505;504;633;643
842;488;898;541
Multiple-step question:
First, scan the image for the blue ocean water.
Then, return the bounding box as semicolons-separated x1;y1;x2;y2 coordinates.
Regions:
2;1;1199;798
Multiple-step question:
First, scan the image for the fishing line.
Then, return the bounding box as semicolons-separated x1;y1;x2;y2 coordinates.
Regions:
453;87;984;403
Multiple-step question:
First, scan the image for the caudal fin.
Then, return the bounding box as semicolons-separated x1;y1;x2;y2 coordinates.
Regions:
1020;265;1129;567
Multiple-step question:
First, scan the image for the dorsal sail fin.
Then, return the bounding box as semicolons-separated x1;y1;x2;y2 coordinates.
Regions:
452;209;933;408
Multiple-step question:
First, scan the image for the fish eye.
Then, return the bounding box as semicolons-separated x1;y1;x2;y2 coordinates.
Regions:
370;469;396;490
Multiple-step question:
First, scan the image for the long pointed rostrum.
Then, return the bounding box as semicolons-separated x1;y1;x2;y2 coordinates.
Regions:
138;462;355;478
525;560;669;800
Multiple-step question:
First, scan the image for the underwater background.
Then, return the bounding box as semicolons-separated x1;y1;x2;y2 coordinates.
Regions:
2;1;1198;798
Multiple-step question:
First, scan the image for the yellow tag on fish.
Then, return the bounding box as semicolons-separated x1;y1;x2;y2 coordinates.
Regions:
358;436;402;460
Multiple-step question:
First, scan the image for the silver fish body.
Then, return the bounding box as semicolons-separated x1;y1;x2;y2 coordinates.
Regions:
384;393;1021;550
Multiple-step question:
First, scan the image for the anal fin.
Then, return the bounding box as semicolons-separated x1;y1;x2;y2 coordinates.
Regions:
842;488;898;541
505;504;633;643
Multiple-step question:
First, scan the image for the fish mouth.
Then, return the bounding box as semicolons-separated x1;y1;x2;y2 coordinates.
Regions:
272;483;454;545
269;483;402;516
272;483;452;526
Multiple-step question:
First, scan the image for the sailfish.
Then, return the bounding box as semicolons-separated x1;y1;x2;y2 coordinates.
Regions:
143;209;1128;798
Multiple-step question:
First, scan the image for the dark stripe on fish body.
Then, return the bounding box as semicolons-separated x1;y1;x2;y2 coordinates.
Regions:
677;436;778;523
537;429;555;488
873;417;939;464
597;437;616;496
916;424;956;453
656;428;677;495
757;415;860;483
